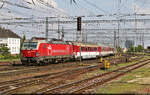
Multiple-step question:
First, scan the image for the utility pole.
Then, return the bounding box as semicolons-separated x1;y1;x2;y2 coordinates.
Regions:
142;31;144;48
114;30;116;48
117;19;120;47
133;0;137;46
46;17;48;42
86;32;88;43
58;18;60;39
117;0;121;48
61;26;64;41
135;13;137;46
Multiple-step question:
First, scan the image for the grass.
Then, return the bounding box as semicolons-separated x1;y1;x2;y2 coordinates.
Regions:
0;58;20;62
95;56;150;94
98;82;145;94
78;56;150;93
84;56;147;80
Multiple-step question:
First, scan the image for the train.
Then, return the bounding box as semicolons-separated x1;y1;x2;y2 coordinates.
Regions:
21;37;116;65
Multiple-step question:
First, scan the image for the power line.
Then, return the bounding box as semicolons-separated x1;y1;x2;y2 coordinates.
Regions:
83;0;109;14
1;18;150;25
0;0;31;9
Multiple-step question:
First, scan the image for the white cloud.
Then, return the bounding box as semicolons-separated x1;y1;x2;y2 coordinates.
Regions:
134;3;150;14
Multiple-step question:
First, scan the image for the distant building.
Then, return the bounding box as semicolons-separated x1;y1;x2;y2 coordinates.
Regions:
125;40;135;48
0;29;21;55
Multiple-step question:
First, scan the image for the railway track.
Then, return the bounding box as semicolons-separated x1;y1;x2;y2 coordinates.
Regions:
37;59;150;94
0;60;95;76
0;55;131;94
0;55;146;94
0;55;130;76
0;64;103;94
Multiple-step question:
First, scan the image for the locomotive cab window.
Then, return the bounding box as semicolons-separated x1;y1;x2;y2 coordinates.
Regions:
22;42;38;50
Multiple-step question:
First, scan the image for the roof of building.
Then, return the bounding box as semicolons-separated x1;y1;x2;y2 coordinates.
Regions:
0;27;21;38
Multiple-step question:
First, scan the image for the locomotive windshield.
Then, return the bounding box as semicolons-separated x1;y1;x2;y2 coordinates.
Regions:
23;42;38;50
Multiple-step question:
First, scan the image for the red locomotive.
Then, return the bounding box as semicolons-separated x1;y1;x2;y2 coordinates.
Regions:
21;37;115;65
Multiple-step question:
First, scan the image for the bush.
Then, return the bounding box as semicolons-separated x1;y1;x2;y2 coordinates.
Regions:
0;46;20;60
116;46;123;53
0;46;10;55
127;45;145;53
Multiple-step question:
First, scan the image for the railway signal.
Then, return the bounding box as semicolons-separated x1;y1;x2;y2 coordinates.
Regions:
77;17;82;31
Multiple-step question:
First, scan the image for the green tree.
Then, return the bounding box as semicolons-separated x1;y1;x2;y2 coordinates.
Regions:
136;45;144;52
116;46;122;53
0;46;10;59
128;45;145;53
127;45;135;53
20;34;26;55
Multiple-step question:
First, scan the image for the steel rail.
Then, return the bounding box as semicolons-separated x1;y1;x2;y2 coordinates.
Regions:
41;59;150;94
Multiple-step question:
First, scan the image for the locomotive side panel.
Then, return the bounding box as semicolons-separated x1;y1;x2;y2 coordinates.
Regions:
49;44;73;56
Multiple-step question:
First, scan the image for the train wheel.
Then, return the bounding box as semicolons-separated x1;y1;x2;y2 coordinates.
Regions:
21;61;26;65
61;58;64;63
52;59;56;64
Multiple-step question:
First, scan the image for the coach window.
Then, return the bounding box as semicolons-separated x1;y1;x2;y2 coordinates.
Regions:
83;47;85;51
81;47;83;51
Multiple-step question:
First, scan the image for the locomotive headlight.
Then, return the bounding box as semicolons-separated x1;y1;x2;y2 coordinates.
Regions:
36;52;39;56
